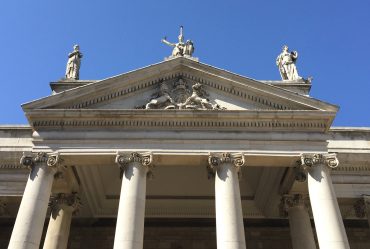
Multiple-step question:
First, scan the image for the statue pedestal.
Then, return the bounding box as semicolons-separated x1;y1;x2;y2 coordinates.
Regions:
164;55;199;62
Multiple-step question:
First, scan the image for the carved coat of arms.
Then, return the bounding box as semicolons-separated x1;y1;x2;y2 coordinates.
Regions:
144;78;223;110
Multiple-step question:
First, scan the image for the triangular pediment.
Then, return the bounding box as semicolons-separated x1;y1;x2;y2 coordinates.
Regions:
22;57;338;132
22;57;337;112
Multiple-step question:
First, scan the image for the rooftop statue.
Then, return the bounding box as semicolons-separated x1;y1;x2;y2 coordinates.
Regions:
276;45;302;81
161;26;195;58
65;44;83;80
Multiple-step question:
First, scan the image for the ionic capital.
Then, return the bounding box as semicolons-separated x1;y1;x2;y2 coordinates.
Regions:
280;194;310;217
207;152;245;178
49;193;81;217
115;152;153;178
20;152;62;171
300;153;339;169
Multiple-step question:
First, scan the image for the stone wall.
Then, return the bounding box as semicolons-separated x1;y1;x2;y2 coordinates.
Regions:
1;219;369;249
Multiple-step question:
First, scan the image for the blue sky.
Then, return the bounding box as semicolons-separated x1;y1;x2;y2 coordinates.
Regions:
0;1;369;126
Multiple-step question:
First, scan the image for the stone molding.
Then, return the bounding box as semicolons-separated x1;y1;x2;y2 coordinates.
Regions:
49;193;81;217
30;113;329;132
115;152;153;178
280;194;310;217
0;164;25;169
207;152;245;178
20;152;62;171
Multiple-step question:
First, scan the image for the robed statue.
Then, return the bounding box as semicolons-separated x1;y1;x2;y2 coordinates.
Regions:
65;45;83;80
276;45;301;81
161;26;195;57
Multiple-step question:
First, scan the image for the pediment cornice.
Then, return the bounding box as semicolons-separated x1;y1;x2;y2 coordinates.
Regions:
22;57;338;113
25;109;335;133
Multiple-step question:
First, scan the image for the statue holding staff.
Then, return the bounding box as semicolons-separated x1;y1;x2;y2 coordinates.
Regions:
161;26;194;57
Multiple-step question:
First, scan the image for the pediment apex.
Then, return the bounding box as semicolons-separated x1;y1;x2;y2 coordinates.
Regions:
22;57;338;113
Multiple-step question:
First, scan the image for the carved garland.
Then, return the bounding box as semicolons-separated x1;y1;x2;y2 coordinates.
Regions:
207;152;246;178
115;152;153;179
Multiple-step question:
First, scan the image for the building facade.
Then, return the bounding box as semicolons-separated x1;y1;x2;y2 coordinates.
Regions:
1;54;370;249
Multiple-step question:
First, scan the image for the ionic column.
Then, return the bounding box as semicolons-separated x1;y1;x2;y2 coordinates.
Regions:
281;194;316;249
8;152;61;249
113;152;153;249
301;154;350;249
208;152;247;249
43;193;80;249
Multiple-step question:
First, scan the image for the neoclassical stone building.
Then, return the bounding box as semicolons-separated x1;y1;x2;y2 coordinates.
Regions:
1;46;370;249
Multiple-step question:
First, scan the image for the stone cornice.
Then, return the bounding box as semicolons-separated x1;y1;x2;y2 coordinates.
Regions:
21;57;338;113
25;109;335;132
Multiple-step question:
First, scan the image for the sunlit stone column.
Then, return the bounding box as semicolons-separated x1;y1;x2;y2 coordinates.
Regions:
301;154;350;249
8;152;61;249
43;193;80;249
208;152;247;249
281;194;316;249
113;152;153;249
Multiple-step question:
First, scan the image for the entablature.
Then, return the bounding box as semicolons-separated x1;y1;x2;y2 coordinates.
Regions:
25;109;335;133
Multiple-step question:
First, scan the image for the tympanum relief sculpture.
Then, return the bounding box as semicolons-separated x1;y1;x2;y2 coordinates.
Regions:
144;78;224;110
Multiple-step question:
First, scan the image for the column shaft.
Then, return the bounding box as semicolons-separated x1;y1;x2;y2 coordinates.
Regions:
8;163;55;249
215;162;246;249
288;205;316;249
113;162;147;249
43;206;73;249
308;164;350;249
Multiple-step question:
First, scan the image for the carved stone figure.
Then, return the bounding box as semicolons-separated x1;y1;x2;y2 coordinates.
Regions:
276;45;301;81
144;78;223;110
180;83;214;110
65;45;83;80
145;83;177;109
161;26;195;57
172;78;191;103
184;40;195;57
